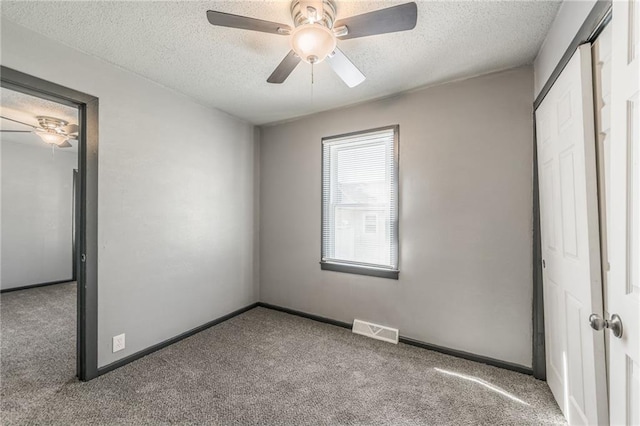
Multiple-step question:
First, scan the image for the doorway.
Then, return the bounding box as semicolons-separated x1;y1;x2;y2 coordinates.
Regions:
0;67;99;382
1;88;79;290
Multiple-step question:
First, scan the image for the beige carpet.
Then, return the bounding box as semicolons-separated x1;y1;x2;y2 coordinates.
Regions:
1;283;565;425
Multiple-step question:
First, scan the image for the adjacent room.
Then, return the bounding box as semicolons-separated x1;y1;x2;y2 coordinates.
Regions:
0;88;80;421
0;1;636;425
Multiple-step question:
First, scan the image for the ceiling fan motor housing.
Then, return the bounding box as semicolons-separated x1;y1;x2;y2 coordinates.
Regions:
36;116;68;130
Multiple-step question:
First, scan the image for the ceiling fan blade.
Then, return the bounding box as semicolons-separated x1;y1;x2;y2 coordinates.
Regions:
334;2;417;40
63;123;78;134
207;10;291;35
57;140;72;148
327;48;366;88
0;115;38;129
267;50;302;84
0;130;32;133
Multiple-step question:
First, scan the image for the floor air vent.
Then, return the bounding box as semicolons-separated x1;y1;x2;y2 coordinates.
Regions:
352;319;399;344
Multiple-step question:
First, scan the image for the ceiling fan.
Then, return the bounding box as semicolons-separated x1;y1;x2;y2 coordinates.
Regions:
206;0;418;87
0;115;78;148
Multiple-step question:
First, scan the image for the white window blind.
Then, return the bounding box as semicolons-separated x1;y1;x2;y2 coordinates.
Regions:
322;127;398;273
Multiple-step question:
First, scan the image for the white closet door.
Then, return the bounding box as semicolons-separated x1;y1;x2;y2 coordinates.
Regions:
536;44;608;425
608;2;640;424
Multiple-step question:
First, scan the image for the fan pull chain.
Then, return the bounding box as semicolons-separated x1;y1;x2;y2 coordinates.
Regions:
310;62;314;104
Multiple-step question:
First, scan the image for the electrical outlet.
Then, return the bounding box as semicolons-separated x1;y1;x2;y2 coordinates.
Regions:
112;333;125;353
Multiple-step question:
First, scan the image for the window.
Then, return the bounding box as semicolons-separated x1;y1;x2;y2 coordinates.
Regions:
321;126;399;279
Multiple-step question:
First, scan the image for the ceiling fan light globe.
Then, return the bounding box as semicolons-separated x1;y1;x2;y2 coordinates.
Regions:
35;130;68;146
290;23;336;64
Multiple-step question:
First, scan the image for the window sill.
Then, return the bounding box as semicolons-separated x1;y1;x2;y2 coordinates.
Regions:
320;261;399;280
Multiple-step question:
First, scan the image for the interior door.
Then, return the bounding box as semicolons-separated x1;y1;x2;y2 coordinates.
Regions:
536;44;608;425
607;2;640;424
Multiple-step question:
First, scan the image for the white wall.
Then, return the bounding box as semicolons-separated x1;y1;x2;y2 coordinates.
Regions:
0;19;259;367
260;67;535;368
1;141;77;289
533;0;598;97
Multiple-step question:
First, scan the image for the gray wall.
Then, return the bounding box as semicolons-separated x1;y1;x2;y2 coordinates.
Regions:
260;67;535;368
1;141;77;289
1;19;259;367
533;0;597;96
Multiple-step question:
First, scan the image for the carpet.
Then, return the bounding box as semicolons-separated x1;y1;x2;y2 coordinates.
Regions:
1;282;77;423
1;283;565;425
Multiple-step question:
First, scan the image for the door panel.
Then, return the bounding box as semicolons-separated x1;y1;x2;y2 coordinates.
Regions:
566;293;586;409
629;357;639;426
536;44;608;425
547;278;564;386
560;151;579;257
543;160;558;250
628;94;639;298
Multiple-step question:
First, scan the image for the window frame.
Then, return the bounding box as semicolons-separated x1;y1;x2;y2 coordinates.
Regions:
320;124;400;280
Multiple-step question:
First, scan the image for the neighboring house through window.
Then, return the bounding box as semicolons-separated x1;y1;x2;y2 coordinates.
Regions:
321;125;399;279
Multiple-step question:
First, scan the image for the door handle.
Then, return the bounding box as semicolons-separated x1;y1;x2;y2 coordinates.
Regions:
589;313;623;338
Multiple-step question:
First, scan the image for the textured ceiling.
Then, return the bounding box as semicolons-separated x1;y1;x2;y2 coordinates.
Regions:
0;1;561;125
0;87;79;152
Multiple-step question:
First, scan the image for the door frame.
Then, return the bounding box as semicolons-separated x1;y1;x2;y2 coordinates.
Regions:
531;0;612;380
0;66;100;381
73;169;78;282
